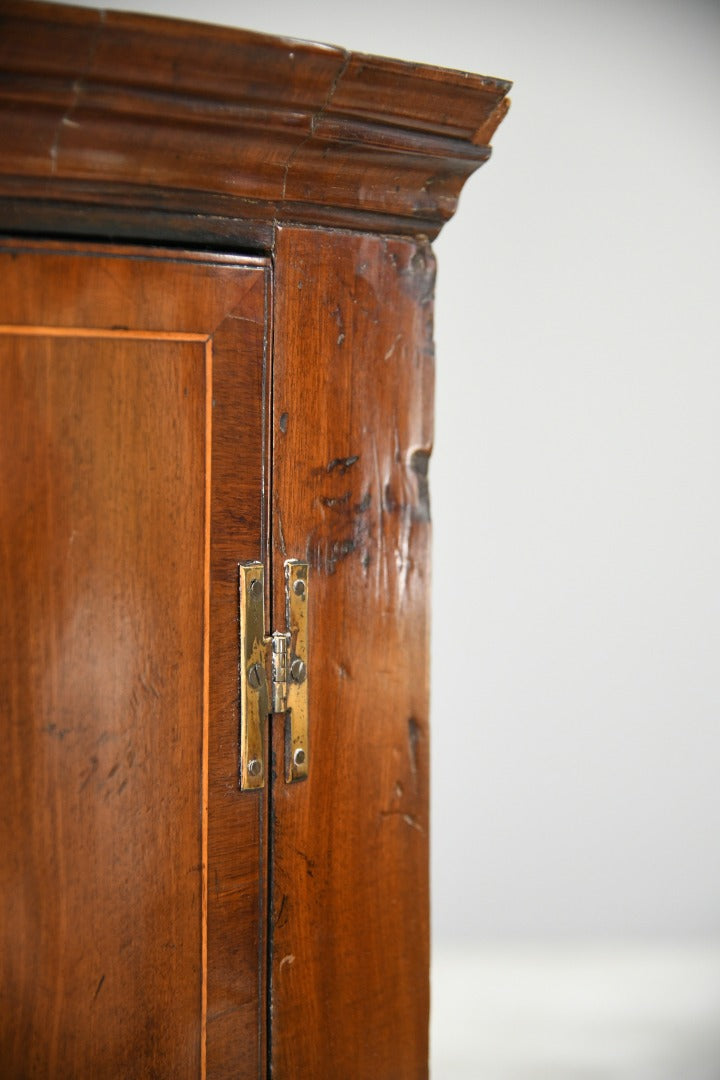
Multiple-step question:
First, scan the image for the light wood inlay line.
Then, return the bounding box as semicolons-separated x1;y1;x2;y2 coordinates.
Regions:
0;326;210;342
201;339;213;1080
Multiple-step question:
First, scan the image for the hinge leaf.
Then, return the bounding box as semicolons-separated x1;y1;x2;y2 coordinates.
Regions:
284;559;309;783
238;559;309;789
238;563;268;790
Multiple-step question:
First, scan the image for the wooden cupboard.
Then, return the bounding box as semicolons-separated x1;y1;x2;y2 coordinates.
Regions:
0;3;510;1076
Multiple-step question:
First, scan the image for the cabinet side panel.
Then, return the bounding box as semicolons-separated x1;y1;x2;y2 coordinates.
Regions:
270;226;433;1079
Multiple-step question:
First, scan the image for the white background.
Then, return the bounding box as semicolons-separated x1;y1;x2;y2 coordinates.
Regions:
51;0;720;955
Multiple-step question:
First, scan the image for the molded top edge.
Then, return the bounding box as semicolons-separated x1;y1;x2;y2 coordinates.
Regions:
0;0;512;241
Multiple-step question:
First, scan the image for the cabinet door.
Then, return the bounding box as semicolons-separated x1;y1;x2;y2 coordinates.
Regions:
0;242;270;1078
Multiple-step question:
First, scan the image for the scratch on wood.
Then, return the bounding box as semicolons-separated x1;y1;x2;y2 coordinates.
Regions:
226;311;261;326
280;52;350;199
384;333;403;360
402;813;425;834
331;305;346;346
379;808;425;834
319;490;351;509
93;974;105;1002
49;12;105;174
79;755;99;792
139;672;161;699
277;511;288;556
279;954;295;972
274;893;289;929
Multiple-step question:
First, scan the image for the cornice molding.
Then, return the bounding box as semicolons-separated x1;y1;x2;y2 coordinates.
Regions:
0;1;511;244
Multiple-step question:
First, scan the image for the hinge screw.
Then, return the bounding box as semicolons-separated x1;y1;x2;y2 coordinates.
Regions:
247;759;262;777
290;658;307;684
247;662;264;689
292;578;306;597
293;748;306;766
249;577;263;597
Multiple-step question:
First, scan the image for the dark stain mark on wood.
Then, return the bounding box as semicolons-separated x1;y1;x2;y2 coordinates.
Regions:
279;412;288;434
383;482;397;514
309;456;373;571
329;537;357;566
306;530;364;575
408;245;436;306
294;848;315;878
327;454;359;474
409;448;431;523
79;755;99;793
42;722;71;740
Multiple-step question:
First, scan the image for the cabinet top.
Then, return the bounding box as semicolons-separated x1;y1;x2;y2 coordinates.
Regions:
0;1;510;247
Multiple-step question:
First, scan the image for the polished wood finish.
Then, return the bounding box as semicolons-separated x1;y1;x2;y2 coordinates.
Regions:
1;5;510;1076
0;242;270;1077
204;258;270;1080
0;1;510;247
269;226;433;1077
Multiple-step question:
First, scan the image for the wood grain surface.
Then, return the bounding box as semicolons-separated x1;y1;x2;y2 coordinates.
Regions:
0;1;510;246
0;8;512;1073
0;242;270;1078
269;225;433;1078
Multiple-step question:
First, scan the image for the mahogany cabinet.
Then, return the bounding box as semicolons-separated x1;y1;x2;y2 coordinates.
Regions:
0;3;510;1076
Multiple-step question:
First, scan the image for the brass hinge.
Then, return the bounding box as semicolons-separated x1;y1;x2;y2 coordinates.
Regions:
238;559;309;790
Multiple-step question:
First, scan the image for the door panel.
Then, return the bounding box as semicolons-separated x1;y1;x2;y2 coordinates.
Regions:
1;332;206;1074
0;243;269;1078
